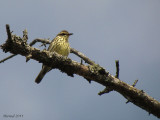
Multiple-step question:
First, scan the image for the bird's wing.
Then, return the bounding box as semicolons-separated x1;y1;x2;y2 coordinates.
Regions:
47;38;55;51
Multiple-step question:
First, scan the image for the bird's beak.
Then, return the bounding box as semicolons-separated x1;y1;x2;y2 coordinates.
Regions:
69;33;73;36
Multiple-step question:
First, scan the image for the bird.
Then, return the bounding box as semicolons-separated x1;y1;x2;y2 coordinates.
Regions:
35;30;73;84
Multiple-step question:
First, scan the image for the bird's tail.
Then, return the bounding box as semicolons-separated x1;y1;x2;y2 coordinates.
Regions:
35;66;50;84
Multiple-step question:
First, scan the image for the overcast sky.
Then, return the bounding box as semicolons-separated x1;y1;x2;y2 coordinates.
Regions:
0;0;160;120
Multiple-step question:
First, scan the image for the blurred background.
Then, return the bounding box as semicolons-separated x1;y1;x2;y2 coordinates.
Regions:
0;0;160;119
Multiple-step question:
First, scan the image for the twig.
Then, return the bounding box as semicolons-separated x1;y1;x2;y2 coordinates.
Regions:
115;60;119;78
29;38;51;46
70;48;95;65
98;87;114;95
22;29;28;42
132;79;138;87
126;79;139;103
0;54;16;63
81;59;83;65
6;24;12;41
26;38;50;62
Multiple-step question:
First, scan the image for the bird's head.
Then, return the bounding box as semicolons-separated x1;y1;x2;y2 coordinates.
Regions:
57;30;73;39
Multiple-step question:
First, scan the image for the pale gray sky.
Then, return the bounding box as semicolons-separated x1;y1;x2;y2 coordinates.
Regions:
0;0;160;120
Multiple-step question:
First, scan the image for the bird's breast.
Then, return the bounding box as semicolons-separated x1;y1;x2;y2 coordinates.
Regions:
53;40;70;56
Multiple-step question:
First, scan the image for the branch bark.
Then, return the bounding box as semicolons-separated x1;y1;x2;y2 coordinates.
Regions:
1;25;160;118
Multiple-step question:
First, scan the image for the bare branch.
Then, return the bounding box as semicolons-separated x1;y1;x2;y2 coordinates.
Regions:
29;38;51;46
70;48;95;65
1;25;160;118
0;38;95;65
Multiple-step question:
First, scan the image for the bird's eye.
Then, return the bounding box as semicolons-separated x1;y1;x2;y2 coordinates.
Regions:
61;33;66;36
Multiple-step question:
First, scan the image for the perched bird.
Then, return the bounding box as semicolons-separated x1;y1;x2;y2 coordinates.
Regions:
35;30;73;84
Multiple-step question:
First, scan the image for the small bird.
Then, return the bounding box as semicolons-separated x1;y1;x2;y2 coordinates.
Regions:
35;30;73;84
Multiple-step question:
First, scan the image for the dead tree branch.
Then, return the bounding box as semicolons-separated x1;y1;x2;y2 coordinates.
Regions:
1;25;160;118
0;38;94;65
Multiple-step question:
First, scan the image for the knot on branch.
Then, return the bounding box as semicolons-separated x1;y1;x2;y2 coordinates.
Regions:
87;64;109;83
88;64;108;76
